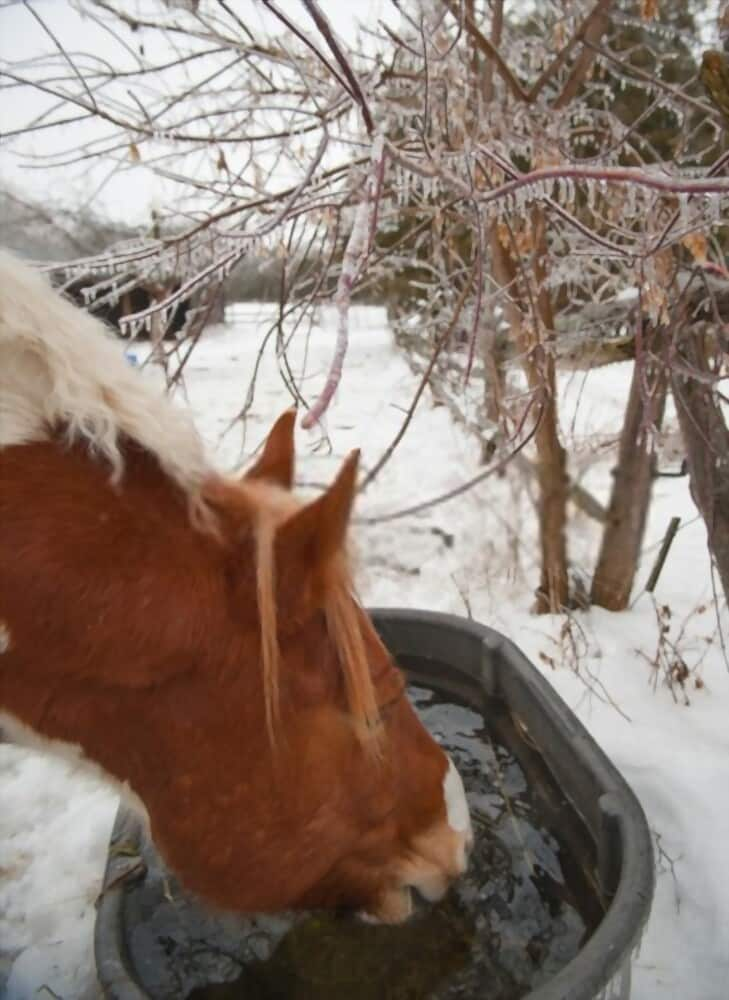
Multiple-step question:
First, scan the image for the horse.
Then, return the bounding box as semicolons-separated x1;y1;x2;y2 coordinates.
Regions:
0;249;472;923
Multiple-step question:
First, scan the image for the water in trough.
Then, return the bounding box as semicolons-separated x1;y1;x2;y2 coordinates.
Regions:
119;670;604;1000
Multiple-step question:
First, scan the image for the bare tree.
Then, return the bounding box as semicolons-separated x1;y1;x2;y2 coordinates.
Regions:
3;0;729;610
360;0;727;610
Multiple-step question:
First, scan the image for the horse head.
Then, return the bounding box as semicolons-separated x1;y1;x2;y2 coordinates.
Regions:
0;248;471;922
184;410;473;922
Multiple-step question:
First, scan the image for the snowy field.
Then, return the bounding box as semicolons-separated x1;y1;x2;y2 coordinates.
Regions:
1;305;728;999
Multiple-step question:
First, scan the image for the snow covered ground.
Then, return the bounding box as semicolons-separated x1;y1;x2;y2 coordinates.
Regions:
1;304;728;999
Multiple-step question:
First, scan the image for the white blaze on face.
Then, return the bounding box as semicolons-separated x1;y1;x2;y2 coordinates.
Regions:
444;755;472;843
371;755;473;921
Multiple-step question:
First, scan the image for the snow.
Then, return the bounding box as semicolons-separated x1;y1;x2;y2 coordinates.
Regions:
2;304;729;999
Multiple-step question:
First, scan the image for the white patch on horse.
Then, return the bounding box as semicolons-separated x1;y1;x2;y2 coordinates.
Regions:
0;249;210;496
444;755;471;837
0;621;11;653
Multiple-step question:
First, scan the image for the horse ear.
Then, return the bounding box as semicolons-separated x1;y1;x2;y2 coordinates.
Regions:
279;450;360;570
245;409;296;489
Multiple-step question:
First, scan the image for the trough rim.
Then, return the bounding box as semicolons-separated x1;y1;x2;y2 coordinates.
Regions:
95;608;654;1000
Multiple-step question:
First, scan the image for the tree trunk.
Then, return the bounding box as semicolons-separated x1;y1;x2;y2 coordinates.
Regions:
671;332;729;603
532;392;570;612
489;218;569;613
480;318;506;427
530;209;570;613
591;345;668;610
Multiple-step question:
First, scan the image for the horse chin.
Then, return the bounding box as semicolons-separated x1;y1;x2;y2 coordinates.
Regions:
355;869;451;925
357;884;414;925
356;759;473;925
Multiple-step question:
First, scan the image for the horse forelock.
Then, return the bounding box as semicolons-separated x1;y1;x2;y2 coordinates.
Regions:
324;566;383;752
237;485;381;754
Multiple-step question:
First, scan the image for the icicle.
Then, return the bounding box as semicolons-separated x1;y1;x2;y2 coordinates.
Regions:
677;192;689;230
123;317;142;339
586;177;598;212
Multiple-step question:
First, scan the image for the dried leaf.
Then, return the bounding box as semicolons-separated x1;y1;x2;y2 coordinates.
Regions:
129;142;141;163
642;279;669;327
538;651;555;669
682;232;708;265
641;0;659;21
701;50;729;120
514;222;535;255
496;219;533;255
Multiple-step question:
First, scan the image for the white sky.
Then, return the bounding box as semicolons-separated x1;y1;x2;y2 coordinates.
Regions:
0;0;392;223
1;1;722;226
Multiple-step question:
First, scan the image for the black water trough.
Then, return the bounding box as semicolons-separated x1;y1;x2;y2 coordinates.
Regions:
94;610;654;1000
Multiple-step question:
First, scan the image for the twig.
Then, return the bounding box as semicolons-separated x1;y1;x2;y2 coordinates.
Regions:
357;403;543;525
527;0;612;104
300;0;375;134
22;0;98;112
440;0;528;102
653;829;682;914
360;263;477;490
451;573;473;619
645;516;682;594
260;0;351;97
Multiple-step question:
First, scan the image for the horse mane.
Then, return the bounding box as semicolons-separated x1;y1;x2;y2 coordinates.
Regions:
0;249;209;501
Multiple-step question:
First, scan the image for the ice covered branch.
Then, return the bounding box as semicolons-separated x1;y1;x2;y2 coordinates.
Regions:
475;165;729;208
300;0;375;135
301;133;386;430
